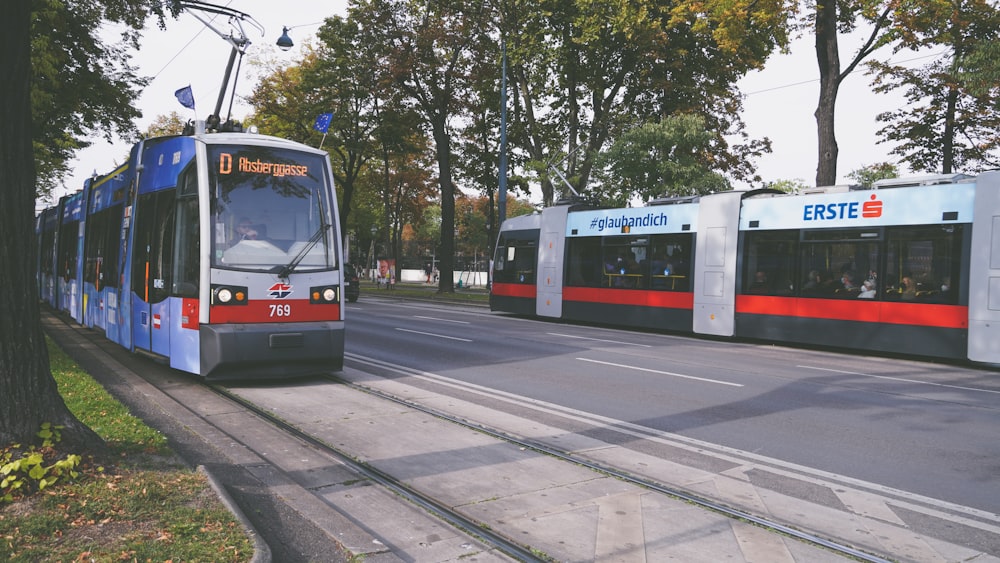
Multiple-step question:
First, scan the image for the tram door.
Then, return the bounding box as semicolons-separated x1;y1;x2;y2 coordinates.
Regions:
692;192;741;336
968;171;1000;363
130;189;177;359
536;206;569;318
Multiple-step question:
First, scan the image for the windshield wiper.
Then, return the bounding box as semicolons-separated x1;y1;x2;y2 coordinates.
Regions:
275;223;332;279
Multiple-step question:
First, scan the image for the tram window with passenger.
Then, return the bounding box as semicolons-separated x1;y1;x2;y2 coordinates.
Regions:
600;236;647;289
798;229;880;299
882;225;964;304
648;234;692;290
210;146;335;273
741;230;797;295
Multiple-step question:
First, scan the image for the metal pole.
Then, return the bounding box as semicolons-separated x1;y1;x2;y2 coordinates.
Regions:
211;46;239;128
498;35;508;225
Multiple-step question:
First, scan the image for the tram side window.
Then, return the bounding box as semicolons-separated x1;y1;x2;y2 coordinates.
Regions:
602;236;648;289
57;219;79;281
83;207;120;290
493;233;537;284
565;237;603;287
648;234;692;291
741;230;796;295
172;166;199;298
799;229;880;299
38;214;56;276
883;225;962;304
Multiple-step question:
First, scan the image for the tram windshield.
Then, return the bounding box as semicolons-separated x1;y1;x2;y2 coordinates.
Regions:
209;145;336;273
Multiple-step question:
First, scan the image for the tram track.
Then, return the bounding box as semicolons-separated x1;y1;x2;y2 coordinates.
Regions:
313;371;893;563
207;382;546;562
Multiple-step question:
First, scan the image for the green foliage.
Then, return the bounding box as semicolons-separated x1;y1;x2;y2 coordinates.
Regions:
47;337;167;454
30;0;169;198
961;40;1000;102
501;0;789;204
847;162;899;188
1;424;81;504
593;114;731;206
868;0;1000;174
0;338;251;561
765;178;809;193
144;111;188;137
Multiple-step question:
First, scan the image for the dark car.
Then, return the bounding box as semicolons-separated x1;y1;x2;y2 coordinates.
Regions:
344;263;360;303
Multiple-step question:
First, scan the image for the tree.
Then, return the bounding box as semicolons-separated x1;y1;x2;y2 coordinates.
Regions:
846;161;898;187
765;178;810;193
502;0;789;205
593;115;731;206
2;0;90;450
868;0;1000;174
144;111;188;137
31;0;169;200
355;0;491;293
961;40;1000;102
4;0;170;450
811;0;893;187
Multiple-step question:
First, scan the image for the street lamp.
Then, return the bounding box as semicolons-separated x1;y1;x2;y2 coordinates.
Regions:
275;21;324;52
276;26;294;50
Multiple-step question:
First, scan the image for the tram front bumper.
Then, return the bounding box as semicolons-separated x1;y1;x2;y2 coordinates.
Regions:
200;321;345;380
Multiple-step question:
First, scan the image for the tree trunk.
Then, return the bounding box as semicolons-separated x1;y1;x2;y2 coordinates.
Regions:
432;114;456;293
815;0;841;187
942;87;958;174
0;0;104;451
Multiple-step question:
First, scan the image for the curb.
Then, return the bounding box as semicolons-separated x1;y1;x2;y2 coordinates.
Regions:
198;465;272;563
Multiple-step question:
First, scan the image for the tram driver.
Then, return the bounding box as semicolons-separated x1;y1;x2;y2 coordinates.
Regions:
236;217;262;241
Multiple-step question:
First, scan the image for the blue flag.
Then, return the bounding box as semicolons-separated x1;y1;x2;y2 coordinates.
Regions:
174;85;195;110
313;112;333;134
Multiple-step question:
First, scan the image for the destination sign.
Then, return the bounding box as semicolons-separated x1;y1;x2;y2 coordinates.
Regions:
218;153;309;177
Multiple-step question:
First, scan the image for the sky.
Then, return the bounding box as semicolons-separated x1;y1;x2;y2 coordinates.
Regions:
58;5;917;205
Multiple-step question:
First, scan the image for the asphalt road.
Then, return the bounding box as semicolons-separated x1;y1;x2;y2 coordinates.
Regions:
346;296;1000;516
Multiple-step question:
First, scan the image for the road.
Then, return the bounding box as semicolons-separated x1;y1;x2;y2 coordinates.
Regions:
346;296;1000;516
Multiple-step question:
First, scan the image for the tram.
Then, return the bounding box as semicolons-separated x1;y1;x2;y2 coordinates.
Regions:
37;122;346;379
490;172;1000;364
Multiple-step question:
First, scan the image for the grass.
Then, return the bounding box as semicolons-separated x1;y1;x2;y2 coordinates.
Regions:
0;338;254;562
367;281;490;304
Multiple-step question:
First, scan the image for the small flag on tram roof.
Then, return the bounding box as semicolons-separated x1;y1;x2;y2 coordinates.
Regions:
174;85;195;110
313;112;333;134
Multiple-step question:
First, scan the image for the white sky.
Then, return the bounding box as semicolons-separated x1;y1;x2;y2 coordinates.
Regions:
58;6;919;205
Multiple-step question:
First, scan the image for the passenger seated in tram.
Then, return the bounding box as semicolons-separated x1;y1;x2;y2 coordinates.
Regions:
802;270;821;292
901;274;918;300
858;279;876;298
837;271;860;295
748;270;769;293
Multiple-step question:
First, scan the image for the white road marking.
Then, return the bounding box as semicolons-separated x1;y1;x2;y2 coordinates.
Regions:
549;332;653;347
395;327;473;342
576;358;744;387
799;365;1000;395
414;315;470;324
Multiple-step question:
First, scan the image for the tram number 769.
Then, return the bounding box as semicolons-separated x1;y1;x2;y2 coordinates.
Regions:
269;304;292;317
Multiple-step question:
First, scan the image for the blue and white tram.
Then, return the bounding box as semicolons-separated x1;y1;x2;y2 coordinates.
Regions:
491;172;1000;364
37;123;346;379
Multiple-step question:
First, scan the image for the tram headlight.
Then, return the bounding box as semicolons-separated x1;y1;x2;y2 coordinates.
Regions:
212;284;249;305
310;285;339;304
